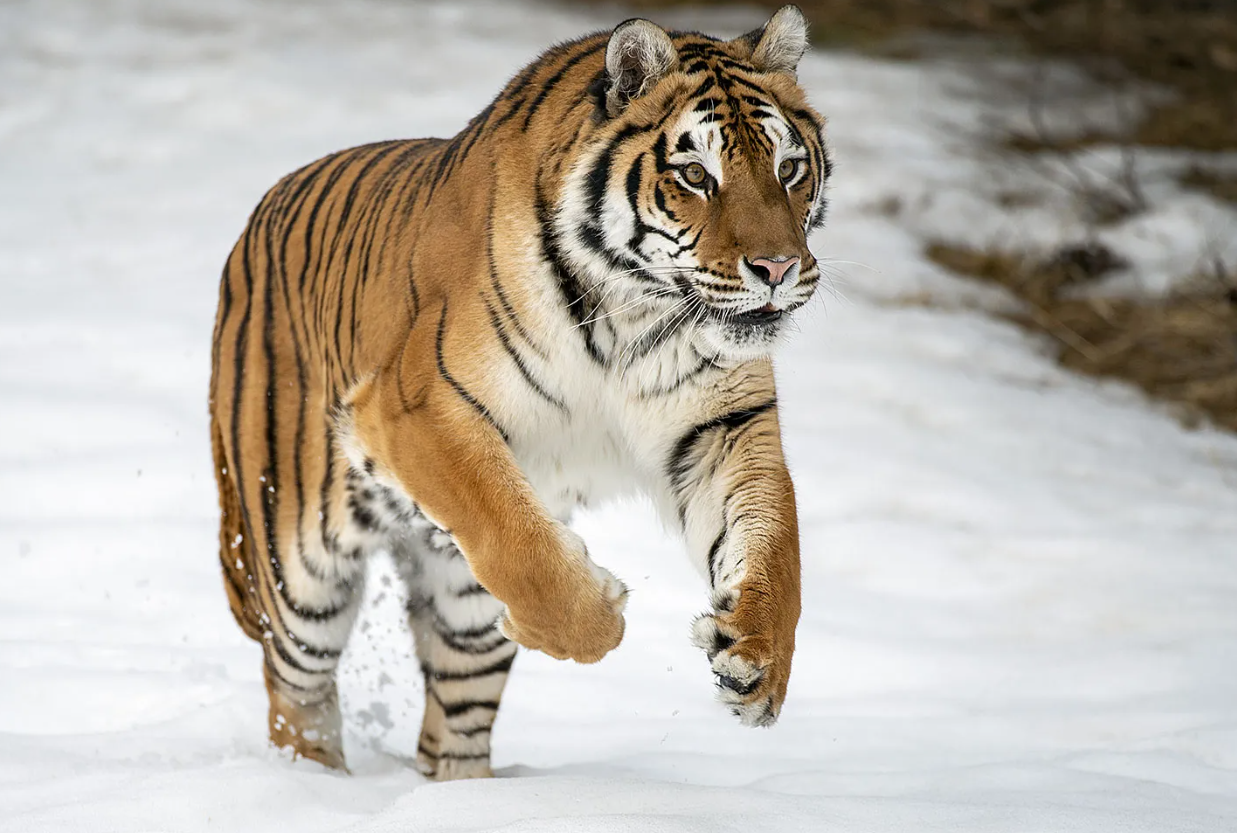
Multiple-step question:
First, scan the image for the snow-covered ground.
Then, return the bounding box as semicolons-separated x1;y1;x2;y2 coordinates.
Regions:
3;0;1237;830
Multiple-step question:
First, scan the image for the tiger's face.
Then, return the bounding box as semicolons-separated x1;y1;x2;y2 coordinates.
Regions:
559;9;829;364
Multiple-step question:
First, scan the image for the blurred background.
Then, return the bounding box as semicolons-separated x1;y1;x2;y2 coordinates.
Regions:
2;1;1236;831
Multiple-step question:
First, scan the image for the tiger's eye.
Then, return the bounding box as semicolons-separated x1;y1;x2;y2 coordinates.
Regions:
778;158;798;182
682;163;708;186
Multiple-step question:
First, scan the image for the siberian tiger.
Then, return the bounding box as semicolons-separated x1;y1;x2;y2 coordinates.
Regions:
209;5;830;780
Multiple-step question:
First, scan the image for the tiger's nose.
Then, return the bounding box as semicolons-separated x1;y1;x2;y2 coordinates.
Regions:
746;256;800;286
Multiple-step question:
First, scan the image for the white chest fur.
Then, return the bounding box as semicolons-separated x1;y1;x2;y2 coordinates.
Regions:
508;392;645;520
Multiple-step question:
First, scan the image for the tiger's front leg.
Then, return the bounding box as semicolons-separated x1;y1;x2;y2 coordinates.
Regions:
667;394;802;726
348;315;627;666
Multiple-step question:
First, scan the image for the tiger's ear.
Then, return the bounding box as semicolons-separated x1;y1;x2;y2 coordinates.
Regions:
604;19;678;117
738;5;808;77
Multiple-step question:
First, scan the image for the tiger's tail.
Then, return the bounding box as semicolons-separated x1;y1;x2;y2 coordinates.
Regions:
211;411;264;642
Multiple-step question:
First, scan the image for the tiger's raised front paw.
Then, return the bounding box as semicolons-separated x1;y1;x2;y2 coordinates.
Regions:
499;538;627;664
690;587;795;727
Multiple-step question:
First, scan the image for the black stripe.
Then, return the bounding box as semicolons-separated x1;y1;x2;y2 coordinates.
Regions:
209;267;232;408
435;751;491;761
666;399;778;522
264;623;330;677
436;300;508;441
260;163;289;645
455;725;493;738
485;300;568;412
327;144;407;379
436;627;511;655
263;658;322;694
319;143;403;290
318;407;338;578
638;354;720;399
668;225;704;258
441;699;501;718
348;146;424;373
537;193;604;364
725;73;772;96
625;156;676;253
486;195;549;361
227;194;308;646
286;630;344;660
300;150;365;304
399;144;444;220
227;207;261;573
489;264;547;360
360;142;425;286
522;40;607;128
715;56;756;72
706;529;726;588
283;338;324;585
425;130;468;201
587;124;646;217
622;299;695;367
491;95;528;130
653;185;678;222
419;742;493;761
425;652;515;682
456;103;496;167
436;618;501;641
368;143;433;316
652;132;672;174
256;568;348;674
577;220;643;276
269;159;336;599
432;102;494;193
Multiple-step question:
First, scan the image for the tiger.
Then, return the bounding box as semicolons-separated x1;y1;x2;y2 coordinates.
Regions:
209;4;830;781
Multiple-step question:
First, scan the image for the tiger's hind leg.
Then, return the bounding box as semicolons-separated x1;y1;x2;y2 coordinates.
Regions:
258;535;366;770
254;463;388;770
212;411;364;768
392;520;516;781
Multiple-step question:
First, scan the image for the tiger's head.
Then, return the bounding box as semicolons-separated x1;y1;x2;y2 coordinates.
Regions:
557;5;830;364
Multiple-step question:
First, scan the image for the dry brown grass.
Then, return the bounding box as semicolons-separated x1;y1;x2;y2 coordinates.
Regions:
1181;166;1237;206
927;241;1237;431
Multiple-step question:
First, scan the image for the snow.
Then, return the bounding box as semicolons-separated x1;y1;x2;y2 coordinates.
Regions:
3;0;1237;830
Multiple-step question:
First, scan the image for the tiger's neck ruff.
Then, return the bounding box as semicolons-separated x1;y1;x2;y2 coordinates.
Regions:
209;5;829;781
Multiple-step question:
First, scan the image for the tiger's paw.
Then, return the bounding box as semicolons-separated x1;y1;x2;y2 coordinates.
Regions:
499;537;627;664
267;686;348;770
691;587;793;728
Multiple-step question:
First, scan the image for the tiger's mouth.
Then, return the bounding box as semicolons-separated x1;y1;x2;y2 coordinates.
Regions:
670;275;796;331
729;305;783;326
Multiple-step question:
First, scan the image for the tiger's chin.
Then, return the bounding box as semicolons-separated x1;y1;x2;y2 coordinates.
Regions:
696;314;788;363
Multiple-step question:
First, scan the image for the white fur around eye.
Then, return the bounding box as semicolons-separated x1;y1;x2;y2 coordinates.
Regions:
777;155;808;189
